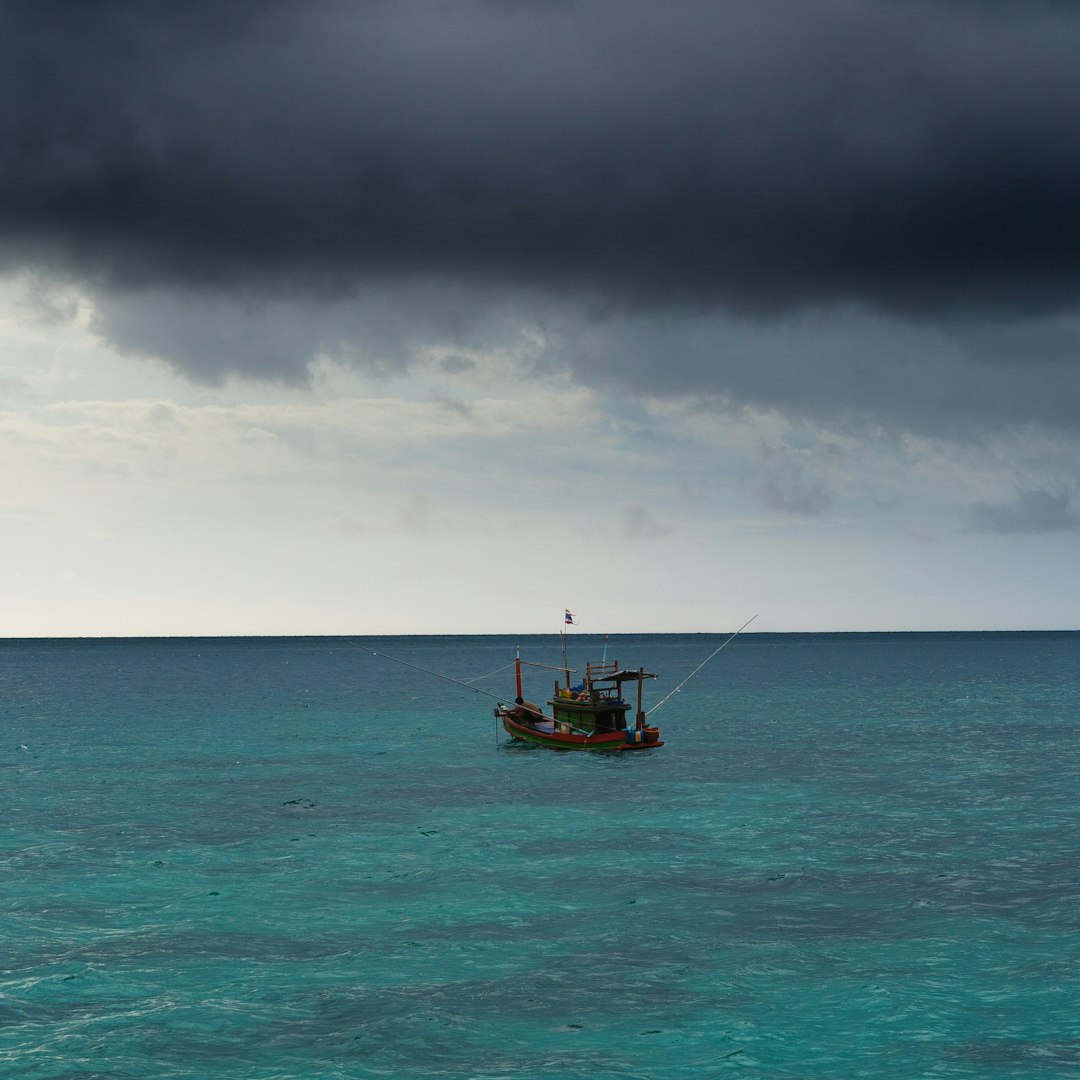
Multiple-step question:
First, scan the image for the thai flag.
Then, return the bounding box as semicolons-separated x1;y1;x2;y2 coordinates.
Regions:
565;609;577;625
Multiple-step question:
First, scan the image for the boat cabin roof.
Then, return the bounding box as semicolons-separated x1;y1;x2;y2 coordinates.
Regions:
592;668;657;683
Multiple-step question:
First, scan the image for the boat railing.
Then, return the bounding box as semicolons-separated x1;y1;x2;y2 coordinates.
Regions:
586;660;619;681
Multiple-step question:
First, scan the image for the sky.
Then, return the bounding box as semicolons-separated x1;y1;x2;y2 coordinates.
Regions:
2;0;1079;636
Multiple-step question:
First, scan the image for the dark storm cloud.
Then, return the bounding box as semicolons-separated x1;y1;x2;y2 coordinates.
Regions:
5;0;1080;424
8;0;1080;306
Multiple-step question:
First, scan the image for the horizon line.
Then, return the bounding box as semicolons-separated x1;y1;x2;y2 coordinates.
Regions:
1;627;1078;642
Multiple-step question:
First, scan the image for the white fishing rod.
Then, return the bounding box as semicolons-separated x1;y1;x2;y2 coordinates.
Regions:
644;615;757;720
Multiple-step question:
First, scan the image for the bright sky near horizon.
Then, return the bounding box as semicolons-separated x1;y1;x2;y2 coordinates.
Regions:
2;1;1079;636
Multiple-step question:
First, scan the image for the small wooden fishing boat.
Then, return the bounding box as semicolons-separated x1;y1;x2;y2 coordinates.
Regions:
496;653;664;752
350;614;754;752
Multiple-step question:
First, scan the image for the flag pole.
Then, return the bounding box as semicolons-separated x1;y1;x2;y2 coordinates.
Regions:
561;609;574;689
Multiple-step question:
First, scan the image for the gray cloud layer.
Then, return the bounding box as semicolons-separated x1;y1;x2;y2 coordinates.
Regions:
5;1;1080;429
970;489;1080;533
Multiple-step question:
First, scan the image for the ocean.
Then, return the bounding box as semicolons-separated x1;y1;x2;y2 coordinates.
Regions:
3;632;1079;1079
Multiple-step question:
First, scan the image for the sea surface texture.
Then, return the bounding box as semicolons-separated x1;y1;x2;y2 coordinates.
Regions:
3;632;1079;1079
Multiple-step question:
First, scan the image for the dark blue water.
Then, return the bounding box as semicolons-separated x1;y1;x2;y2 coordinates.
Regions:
3;633;1079;1078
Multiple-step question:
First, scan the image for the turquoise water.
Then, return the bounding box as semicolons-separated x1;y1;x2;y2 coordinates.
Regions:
3;632;1079;1079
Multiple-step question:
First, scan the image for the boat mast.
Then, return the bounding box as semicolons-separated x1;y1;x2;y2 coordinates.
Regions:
636;666;645;730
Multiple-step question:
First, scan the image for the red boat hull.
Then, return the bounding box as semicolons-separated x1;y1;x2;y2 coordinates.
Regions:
500;712;664;751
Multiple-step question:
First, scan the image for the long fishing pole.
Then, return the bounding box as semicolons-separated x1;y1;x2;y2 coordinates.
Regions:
463;660;518;684
346;640;507;702
645;615;757;719
345;640;557;721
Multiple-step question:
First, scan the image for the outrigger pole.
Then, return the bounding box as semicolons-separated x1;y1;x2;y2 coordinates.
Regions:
346;640;510;706
346;639;562;723
644;615;758;719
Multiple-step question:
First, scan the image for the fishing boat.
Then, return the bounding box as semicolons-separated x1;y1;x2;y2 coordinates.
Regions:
349;613;755;752
495;651;664;752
